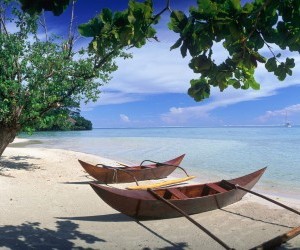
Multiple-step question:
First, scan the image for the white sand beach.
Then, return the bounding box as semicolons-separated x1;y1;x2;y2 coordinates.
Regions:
0;140;299;249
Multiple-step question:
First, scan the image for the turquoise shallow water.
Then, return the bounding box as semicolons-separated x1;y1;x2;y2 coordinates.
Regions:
20;127;300;198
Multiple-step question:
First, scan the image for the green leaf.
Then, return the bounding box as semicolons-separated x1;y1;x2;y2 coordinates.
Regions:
101;8;113;23
188;78;210;101
119;25;134;45
274;63;287;80
249;32;265;50
20;0;70;16
91;41;98;51
251;51;266;63
248;78;260;90
242;3;254;13
78;23;94;37
189;55;212;73
287;68;292;76
228;23;241;40
168;11;188;33
128;14;136;24
146;27;156;39
265;57;277;72
285;58;295;68
180;42;188;58
197;0;218;16
229;0;241;11
78;17;102;37
170;38;183;51
228;79;241;89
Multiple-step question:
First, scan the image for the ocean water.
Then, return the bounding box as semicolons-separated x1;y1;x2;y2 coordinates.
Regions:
19;127;300;198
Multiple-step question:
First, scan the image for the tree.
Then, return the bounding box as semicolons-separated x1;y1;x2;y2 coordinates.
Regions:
0;0;140;157
19;0;300;101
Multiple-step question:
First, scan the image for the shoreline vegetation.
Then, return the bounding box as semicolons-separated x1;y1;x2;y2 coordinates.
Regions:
35;115;93;132
0;138;299;249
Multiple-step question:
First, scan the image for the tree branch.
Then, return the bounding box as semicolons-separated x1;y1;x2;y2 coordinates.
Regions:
0;6;8;35
39;10;48;41
246;0;272;42
95;47;121;68
262;39;280;63
153;0;172;20
65;0;76;59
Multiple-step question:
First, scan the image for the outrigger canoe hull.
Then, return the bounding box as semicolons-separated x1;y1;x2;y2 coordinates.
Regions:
90;167;266;219
79;154;185;184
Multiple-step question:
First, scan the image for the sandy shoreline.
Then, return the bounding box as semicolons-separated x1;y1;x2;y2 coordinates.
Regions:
0;141;299;249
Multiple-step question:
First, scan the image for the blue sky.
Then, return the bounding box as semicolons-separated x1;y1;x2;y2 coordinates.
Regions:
47;0;300;128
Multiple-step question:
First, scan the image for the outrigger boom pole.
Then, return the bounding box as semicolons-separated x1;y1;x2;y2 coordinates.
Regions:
222;180;300;216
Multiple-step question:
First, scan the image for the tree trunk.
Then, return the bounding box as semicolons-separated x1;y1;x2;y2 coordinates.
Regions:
0;125;19;158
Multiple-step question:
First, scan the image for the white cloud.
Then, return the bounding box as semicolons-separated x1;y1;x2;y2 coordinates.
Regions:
161;105;211;124
257;104;300;123
81;92;142;111
104;41;193;95
80;40;195;110
120;114;130;123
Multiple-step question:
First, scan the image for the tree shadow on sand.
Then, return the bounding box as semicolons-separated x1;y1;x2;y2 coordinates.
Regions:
58;213;189;250
0;155;40;173
0;220;104;249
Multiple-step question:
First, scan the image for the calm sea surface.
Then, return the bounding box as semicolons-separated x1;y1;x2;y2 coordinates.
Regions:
20;127;300;198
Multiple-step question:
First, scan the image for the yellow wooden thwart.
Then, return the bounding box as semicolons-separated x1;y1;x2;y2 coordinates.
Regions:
127;176;195;190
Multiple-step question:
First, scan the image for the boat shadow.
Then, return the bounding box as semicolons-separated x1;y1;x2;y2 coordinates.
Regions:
0;220;104;249
60;176;100;185
60;181;95;185
56;213;132;222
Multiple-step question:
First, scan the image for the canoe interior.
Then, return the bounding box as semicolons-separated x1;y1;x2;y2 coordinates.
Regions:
155;181;230;200
153;167;266;200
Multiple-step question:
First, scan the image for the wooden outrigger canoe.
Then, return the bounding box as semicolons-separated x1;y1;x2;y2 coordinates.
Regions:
90;167;267;219
78;154;185;184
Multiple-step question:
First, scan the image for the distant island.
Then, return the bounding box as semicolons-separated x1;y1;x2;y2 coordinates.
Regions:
66;115;93;131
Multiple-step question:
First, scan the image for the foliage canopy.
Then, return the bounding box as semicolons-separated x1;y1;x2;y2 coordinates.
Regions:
18;0;300;102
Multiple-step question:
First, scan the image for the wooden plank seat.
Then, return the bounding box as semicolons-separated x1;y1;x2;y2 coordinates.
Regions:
167;188;189;199
206;183;227;193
